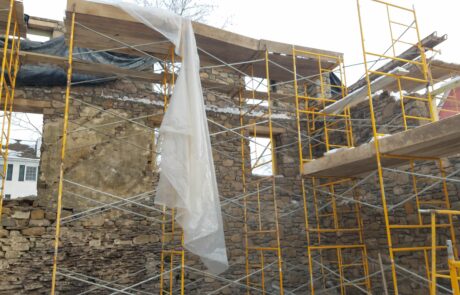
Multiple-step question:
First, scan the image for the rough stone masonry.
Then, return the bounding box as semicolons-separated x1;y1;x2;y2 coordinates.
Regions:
0;65;459;294
0;67;308;294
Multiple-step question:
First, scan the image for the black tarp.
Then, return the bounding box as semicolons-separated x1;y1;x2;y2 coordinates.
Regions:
329;72;343;97
3;36;158;86
9;36;343;91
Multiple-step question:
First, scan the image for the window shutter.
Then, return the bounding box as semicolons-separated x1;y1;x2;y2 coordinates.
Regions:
6;164;13;181
18;165;25;182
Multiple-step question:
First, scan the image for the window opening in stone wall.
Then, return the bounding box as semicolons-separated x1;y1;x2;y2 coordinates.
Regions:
152;59;180;96
26;33;51;42
2;111;43;199
249;136;274;176
152;62;166;94
154;127;162;172
244;76;269;107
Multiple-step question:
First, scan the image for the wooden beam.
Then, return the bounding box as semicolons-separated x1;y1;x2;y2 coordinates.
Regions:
246;125;286;136
260;39;342;63
64;0;341;81
5;98;50;113
0;0;27;37
15;50;292;101
17;50;162;82
66;0;342;58
323;67;410;114
303;114;460;177
27;16;61;32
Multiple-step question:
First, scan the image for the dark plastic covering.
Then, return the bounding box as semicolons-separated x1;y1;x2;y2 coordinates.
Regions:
329;72;343;97
2;36;158;86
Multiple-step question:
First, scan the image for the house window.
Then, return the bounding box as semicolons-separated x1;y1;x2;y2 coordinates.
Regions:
249;136;274;176
18;165;25;181
5;194;10;200
25;166;37;181
6;164;13;181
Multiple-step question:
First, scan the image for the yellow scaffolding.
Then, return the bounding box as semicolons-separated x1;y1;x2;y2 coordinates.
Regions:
239;50;284;294
50;11;186;294
51;8;76;294
448;240;460;295
159;45;185;295
159;207;185;294
419;209;460;294
162;46;175;111
357;0;458;293
0;0;22;223
292;48;371;294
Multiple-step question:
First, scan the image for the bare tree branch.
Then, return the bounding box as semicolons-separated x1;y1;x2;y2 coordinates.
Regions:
11;113;42;137
134;0;230;27
23;113;43;136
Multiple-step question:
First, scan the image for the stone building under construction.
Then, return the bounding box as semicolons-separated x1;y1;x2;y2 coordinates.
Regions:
1;0;460;294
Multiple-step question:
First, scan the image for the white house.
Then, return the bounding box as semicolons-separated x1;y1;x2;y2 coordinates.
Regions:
1;156;39;199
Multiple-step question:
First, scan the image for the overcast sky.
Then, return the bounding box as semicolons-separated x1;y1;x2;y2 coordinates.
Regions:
17;0;459;143
23;0;460;83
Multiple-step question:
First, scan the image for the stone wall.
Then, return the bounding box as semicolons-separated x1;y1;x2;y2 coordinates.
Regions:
347;92;460;294
0;66;309;294
1;198;164;293
296;90;460;295
2;61;459;294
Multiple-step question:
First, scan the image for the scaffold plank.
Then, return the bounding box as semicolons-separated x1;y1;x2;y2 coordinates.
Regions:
303;114;460;177
64;0;341;81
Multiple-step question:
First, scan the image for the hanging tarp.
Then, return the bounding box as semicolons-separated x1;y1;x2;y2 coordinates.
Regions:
89;0;229;274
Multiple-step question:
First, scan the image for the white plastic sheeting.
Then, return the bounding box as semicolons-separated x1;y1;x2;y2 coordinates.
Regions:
89;0;229;274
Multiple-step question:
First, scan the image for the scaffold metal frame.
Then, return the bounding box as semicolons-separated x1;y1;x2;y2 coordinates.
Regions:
48;4;312;293
448;239;460;295
292;48;371;294
357;0;459;293
49;9;188;294
417;209;460;295
0;0;22;224
238;50;285;294
15;0;460;293
159;45;186;295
